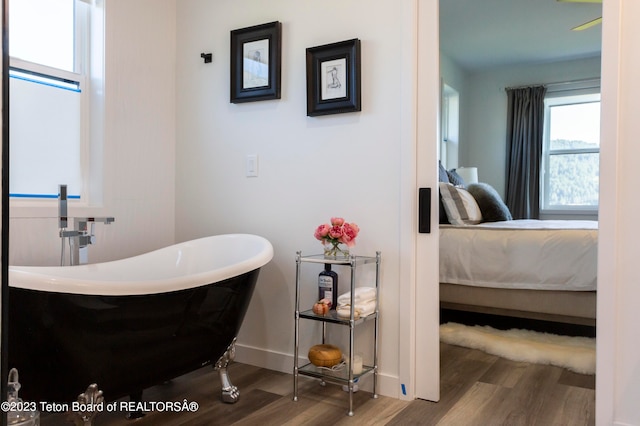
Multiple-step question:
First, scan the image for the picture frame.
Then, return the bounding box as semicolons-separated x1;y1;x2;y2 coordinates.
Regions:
306;39;361;117
230;21;282;103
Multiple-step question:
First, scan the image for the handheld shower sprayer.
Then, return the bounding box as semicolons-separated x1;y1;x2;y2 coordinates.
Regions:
59;184;68;230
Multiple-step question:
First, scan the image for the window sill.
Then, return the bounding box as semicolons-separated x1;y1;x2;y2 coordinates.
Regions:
540;209;598;221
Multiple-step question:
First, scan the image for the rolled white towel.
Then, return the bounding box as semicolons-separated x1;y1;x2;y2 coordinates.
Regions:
337;287;377;306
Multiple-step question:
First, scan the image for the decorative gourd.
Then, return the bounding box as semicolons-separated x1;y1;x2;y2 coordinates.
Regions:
312;298;332;316
308;344;342;367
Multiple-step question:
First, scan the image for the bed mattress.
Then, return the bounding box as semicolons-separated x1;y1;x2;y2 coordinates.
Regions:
439;220;597;291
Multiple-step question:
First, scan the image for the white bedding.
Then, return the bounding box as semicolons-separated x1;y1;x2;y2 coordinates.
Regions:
439;220;597;291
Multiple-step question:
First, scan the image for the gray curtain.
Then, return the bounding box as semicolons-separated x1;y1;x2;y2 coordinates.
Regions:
505;85;547;219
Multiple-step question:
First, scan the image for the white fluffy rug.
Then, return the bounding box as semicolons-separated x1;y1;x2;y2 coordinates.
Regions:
440;322;596;375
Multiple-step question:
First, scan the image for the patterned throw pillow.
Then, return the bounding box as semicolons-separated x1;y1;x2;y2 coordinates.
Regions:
438;182;483;225
438;161;451;224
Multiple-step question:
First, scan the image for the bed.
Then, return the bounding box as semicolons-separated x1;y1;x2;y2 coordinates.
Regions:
438;179;597;326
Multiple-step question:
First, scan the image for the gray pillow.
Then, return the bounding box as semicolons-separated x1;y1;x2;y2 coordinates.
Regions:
467;183;512;222
447;169;465;187
438;161;450;183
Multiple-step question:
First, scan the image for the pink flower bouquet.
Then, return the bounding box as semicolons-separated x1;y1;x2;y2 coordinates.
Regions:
314;217;360;256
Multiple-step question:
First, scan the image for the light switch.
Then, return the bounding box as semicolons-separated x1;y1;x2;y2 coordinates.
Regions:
246;155;258;177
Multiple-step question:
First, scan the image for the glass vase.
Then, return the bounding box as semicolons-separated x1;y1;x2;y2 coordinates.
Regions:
323;241;349;258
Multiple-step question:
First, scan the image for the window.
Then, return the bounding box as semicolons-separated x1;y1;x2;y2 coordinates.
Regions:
9;0;90;200
9;0;76;72
440;84;460;169
541;92;600;212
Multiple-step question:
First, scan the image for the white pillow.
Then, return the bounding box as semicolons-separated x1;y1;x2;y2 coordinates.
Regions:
439;182;483;225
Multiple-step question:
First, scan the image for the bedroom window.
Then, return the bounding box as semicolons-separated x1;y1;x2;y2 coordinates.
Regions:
8;0;93;200
541;92;600;213
441;84;460;169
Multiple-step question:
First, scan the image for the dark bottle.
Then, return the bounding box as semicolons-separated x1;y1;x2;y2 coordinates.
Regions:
318;264;338;309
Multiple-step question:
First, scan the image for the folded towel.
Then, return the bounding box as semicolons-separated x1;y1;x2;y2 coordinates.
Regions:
337;287;377;306
336;299;377;319
337;306;361;319
354;299;377;316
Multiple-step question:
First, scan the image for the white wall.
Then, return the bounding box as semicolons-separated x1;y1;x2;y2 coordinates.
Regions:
175;0;426;398
8;0;176;266
440;53;467;95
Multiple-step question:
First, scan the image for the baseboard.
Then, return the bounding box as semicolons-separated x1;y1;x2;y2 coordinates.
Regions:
234;342;292;374
234;343;400;399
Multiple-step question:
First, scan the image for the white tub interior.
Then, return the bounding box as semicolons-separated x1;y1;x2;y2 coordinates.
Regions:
9;234;274;296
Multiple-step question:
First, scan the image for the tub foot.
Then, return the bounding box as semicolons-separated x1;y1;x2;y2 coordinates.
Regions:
125;391;146;420
215;338;240;403
72;383;104;426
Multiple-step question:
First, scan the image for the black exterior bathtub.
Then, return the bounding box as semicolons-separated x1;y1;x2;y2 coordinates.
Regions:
7;234;273;409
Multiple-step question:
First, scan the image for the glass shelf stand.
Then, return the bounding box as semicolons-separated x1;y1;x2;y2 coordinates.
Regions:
293;251;381;416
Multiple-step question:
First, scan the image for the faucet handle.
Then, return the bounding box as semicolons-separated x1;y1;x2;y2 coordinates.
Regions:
89;223;96;244
77;217;115;225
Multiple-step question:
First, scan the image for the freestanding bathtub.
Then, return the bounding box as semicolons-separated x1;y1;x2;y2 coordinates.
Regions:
8;234;273;410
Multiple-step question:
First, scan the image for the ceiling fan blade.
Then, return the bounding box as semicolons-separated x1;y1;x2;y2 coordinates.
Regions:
557;0;602;3
571;16;602;31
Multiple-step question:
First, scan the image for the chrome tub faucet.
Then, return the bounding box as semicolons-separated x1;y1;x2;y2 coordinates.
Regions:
58;184;115;265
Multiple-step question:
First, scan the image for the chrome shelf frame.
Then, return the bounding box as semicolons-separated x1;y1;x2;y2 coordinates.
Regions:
293;250;381;416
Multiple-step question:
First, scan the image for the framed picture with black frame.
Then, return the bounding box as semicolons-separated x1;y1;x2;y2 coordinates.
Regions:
306;38;361;117
230;21;282;103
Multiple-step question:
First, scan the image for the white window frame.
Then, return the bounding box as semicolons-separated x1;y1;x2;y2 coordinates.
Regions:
9;0;93;204
541;90;600;215
440;83;460;169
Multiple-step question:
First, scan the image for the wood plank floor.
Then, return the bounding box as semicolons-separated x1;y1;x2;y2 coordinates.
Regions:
41;343;595;426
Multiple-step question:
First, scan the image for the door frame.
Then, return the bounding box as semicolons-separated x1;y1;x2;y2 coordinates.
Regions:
412;0;441;402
